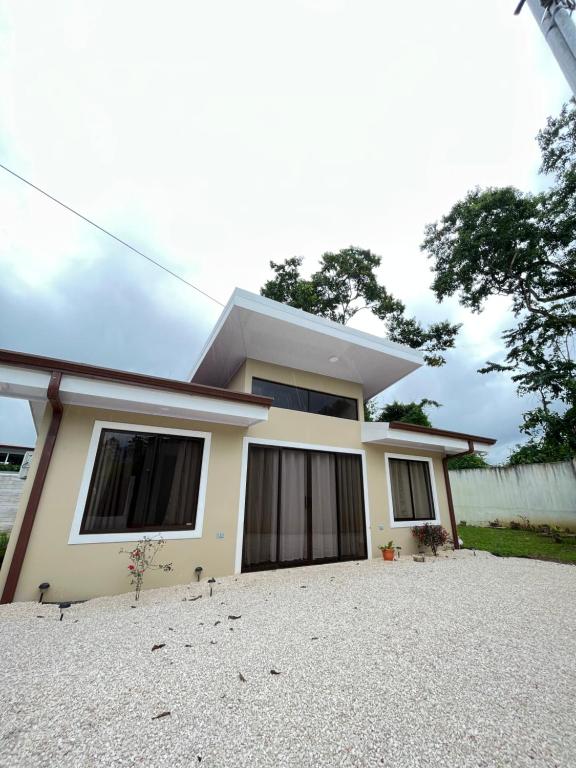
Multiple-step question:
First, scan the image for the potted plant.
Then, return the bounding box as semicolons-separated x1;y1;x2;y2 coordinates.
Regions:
379;541;395;561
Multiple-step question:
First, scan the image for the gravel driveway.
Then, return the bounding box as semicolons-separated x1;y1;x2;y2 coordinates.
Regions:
1;553;575;768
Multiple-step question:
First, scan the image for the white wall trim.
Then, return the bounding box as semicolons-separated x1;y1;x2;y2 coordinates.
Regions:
384;452;441;529
234;437;372;573
68;420;212;544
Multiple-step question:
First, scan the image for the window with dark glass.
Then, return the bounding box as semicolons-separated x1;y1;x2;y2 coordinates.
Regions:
389;458;435;521
252;378;358;420
80;428;204;534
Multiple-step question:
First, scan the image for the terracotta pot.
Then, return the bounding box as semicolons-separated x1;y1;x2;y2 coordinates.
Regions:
382;548;394;561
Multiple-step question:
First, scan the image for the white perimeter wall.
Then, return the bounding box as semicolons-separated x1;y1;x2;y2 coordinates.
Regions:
0;472;25;531
449;460;576;529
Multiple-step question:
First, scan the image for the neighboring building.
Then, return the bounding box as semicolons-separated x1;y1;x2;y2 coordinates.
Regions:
0;445;33;469
0;289;495;603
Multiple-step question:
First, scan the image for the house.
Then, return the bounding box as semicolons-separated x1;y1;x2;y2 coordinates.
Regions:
0;289;495;603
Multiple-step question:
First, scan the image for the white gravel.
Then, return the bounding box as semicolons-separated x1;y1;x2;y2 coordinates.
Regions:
1;553;575;768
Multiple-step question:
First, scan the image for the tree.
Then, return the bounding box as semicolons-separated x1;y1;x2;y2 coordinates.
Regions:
507;435;575;466
374;398;440;427
261;247;460;366
447;453;489;470
422;101;576;461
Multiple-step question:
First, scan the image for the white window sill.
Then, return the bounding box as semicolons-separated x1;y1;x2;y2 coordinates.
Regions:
68;529;203;545
390;518;441;529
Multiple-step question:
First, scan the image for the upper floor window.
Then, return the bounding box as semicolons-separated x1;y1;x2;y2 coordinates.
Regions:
252;378;358;420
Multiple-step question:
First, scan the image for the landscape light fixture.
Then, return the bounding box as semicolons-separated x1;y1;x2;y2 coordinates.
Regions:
208;577;216;597
194;566;203;582
58;602;71;621
38;582;50;603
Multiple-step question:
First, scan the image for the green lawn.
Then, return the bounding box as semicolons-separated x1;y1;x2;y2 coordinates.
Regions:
458;525;576;564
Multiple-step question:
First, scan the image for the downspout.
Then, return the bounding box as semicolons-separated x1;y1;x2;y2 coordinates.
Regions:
441;439;474;551
1;371;63;604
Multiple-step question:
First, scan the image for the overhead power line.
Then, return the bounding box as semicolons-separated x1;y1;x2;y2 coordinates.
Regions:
0;161;224;307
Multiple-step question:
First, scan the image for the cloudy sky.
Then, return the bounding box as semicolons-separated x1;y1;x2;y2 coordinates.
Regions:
0;1;570;462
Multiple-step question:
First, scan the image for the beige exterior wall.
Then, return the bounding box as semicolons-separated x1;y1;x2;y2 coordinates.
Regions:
0;360;452;603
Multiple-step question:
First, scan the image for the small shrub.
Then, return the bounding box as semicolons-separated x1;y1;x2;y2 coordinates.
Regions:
459;520;467;527
0;531;9;567
488;519;501;528
119;536;173;600
509;520;521;530
411;524;449;556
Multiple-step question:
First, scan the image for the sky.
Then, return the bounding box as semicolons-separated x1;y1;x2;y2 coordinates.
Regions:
0;1;571;463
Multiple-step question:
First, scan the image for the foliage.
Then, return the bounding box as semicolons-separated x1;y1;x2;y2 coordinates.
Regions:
458;525;576;563
378;540;395;550
373;398;440;427
363;400;378;422
261;247;460;366
507;437;575;466
411;524;449;555
0;531;9;568
0;464;19;472
422;101;576;459
447;453;489;470
119;536;172;600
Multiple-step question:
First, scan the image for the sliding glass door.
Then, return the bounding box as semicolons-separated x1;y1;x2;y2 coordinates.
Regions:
242;444;366;571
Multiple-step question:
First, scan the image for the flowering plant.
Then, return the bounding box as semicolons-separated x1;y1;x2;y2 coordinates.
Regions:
410;524;449;556
119;536;172;600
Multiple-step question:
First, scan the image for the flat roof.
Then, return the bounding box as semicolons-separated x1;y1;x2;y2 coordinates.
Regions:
388;421;496;446
190;289;423;399
0;349;271;407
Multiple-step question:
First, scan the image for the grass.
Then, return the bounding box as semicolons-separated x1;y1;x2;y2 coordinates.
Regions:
458;525;576;564
0;531;9;569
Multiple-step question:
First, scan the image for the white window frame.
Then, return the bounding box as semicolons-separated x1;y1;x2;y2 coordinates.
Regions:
68;420;212;544
384;452;441;529
234;437;372;573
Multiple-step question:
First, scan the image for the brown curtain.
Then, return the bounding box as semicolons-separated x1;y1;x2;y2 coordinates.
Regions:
82;430;204;533
336;453;366;559
409;461;434;519
278;450;307;563
310;452;338;560
83;432;138;531
242;446;280;566
389;459;413;520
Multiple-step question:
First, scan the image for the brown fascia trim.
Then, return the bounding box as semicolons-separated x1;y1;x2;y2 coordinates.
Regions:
388;421;496;446
0;445;35;452
0;349;272;408
0;372;64;604
441;440;475;551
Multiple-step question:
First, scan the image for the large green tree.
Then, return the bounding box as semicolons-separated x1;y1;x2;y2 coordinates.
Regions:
374;398;440;427
422;101;576;463
261;246;460;366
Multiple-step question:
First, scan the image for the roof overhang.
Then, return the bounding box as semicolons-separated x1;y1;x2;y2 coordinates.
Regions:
362;421;496;455
189;289;423;399
0;359;270;428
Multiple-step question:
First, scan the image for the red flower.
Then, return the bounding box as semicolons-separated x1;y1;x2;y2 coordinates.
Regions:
128;565;135;570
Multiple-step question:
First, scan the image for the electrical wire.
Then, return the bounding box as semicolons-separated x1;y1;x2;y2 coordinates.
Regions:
0;161;225;306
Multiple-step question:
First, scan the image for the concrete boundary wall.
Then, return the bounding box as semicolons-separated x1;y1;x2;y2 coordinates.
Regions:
449;460;576;529
0;472;25;531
